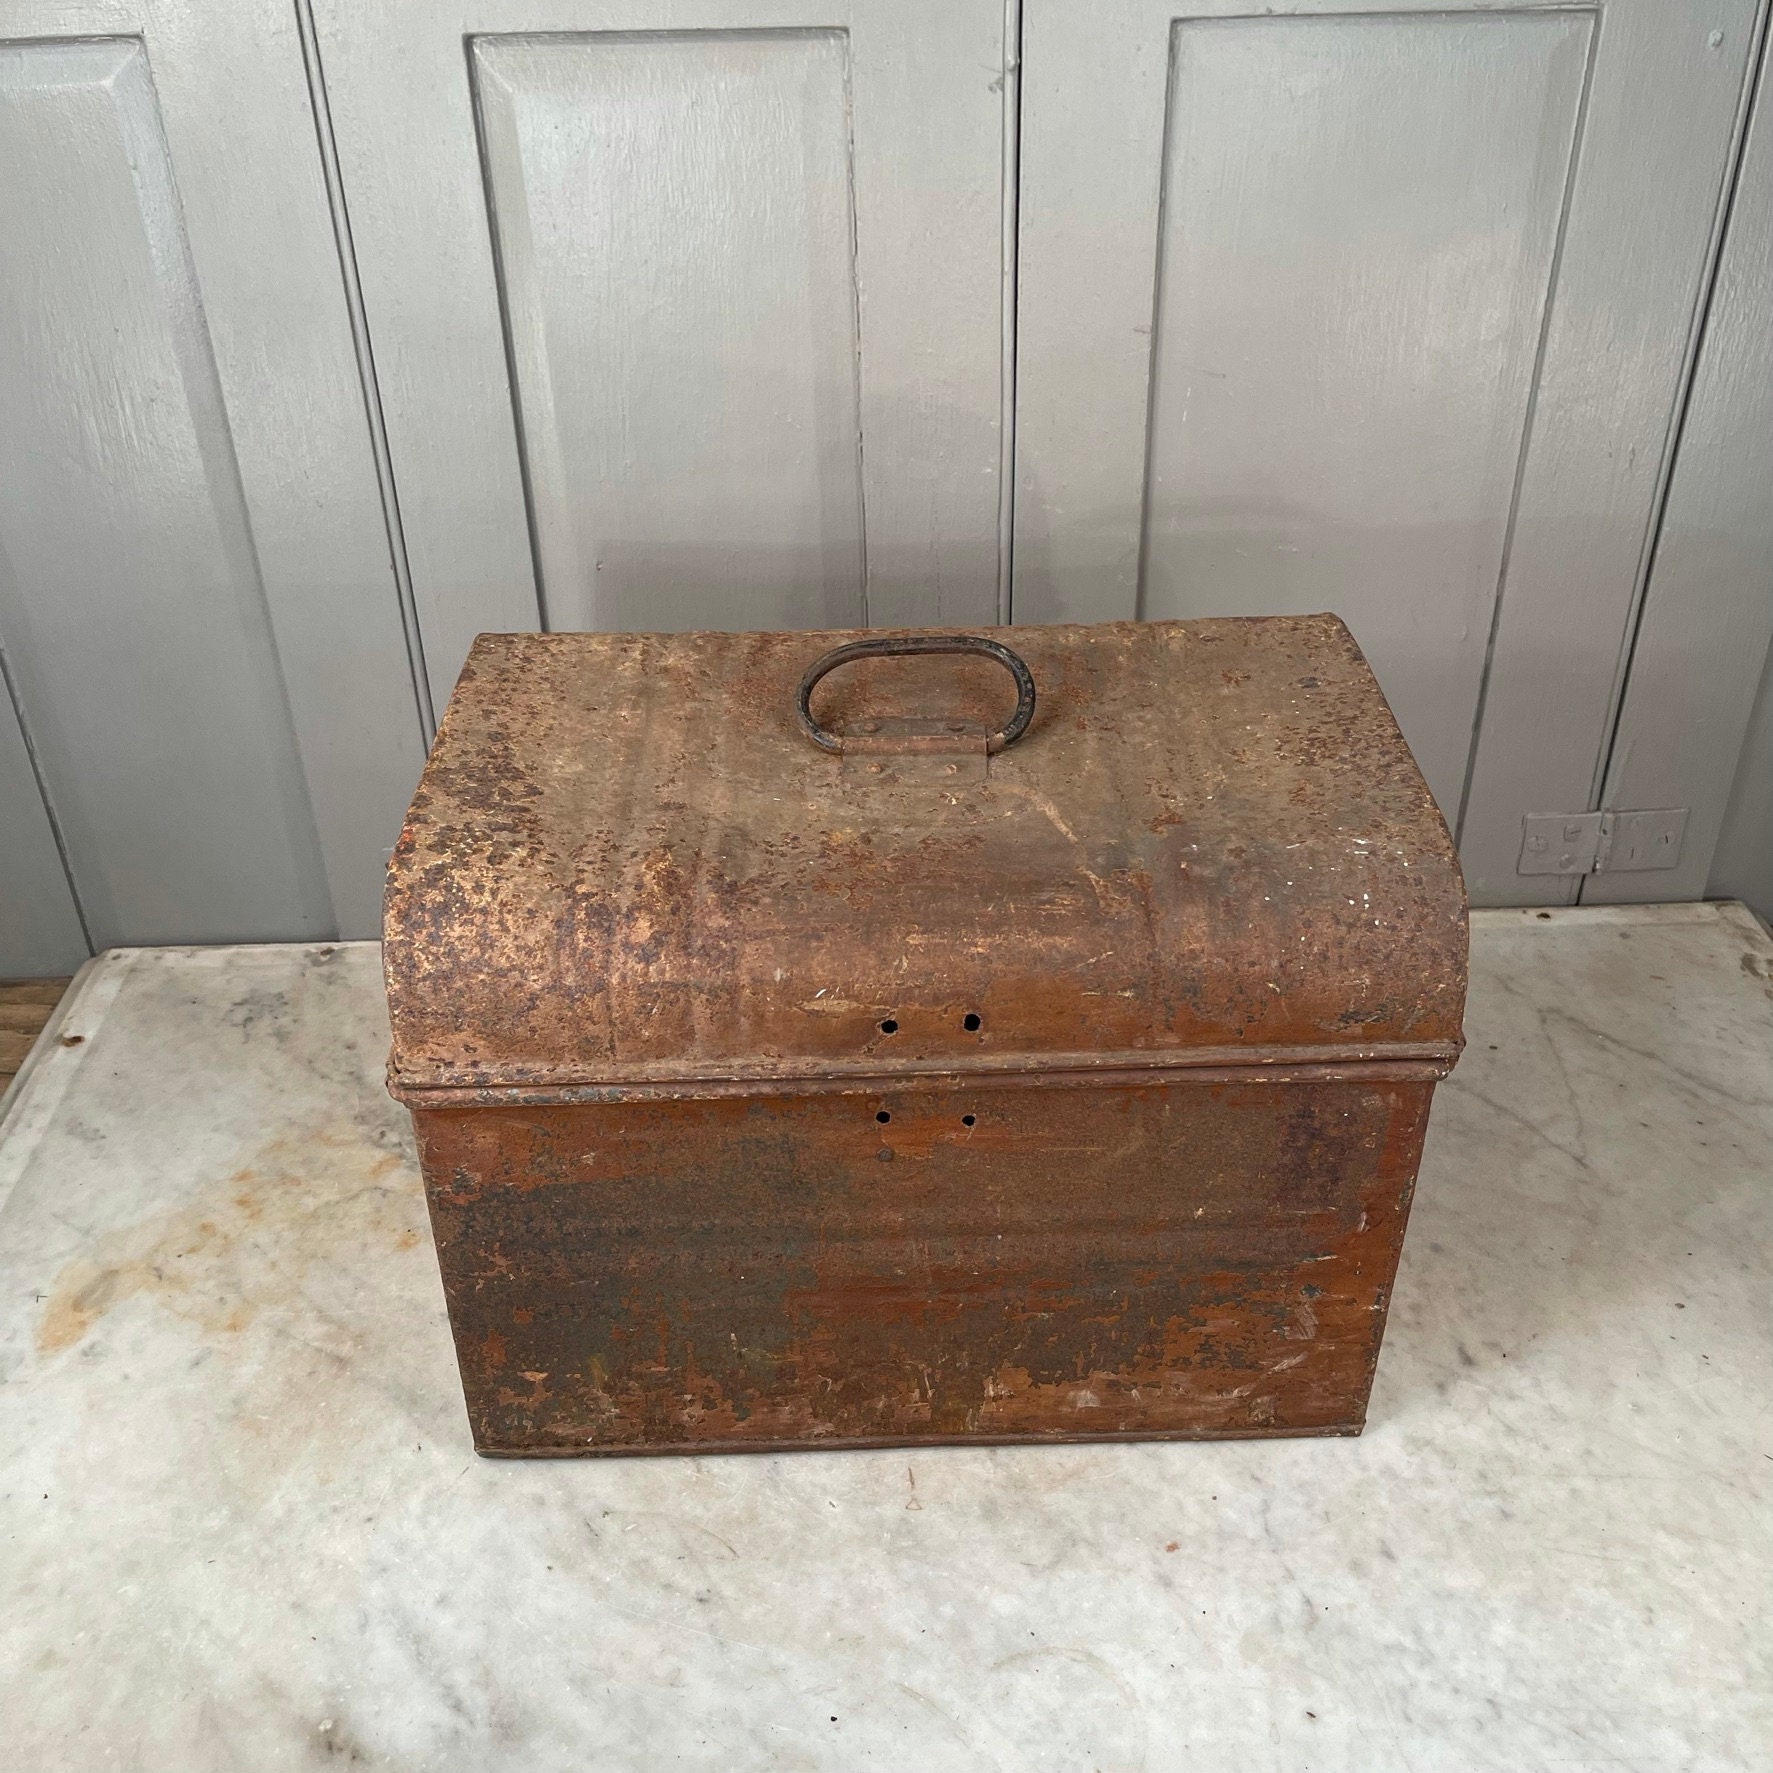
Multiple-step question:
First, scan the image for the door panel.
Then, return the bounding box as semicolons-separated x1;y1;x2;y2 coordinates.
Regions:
0;37;329;948
1453;2;1760;903
1015;0;1760;900
471;30;866;633
0;3;426;949
313;0;1009;708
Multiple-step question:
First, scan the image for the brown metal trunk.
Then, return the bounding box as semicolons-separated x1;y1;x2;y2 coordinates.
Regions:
385;616;1466;1456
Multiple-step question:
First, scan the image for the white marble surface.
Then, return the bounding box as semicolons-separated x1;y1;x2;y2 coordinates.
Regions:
1;905;1770;1771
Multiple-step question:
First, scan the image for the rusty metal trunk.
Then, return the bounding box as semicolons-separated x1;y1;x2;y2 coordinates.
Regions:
385;616;1466;1456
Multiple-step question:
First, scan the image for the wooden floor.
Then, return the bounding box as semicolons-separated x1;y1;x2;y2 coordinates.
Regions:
0;978;71;1090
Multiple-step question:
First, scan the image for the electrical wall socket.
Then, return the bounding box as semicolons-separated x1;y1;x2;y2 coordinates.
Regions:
1517;808;1687;877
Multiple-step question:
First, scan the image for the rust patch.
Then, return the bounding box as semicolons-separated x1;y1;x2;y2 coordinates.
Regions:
411;1076;1432;1454
384;617;1467;1094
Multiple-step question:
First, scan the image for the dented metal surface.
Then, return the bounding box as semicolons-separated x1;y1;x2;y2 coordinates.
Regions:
385;616;1467;1456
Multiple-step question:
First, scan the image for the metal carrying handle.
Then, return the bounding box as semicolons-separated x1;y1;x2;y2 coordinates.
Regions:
795;634;1038;755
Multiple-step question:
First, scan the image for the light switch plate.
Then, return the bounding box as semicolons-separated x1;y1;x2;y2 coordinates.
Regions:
1518;812;1603;875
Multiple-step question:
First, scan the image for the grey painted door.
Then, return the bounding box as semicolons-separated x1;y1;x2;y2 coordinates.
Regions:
310;0;1011;710
1014;0;1762;903
0;0;427;972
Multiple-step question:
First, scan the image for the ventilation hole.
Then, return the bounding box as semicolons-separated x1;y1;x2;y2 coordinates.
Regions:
961;1114;976;1128
962;1012;982;1032
876;1109;892;1124
878;1018;898;1034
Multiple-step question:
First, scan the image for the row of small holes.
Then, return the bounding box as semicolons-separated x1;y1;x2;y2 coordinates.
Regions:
876;1110;978;1127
